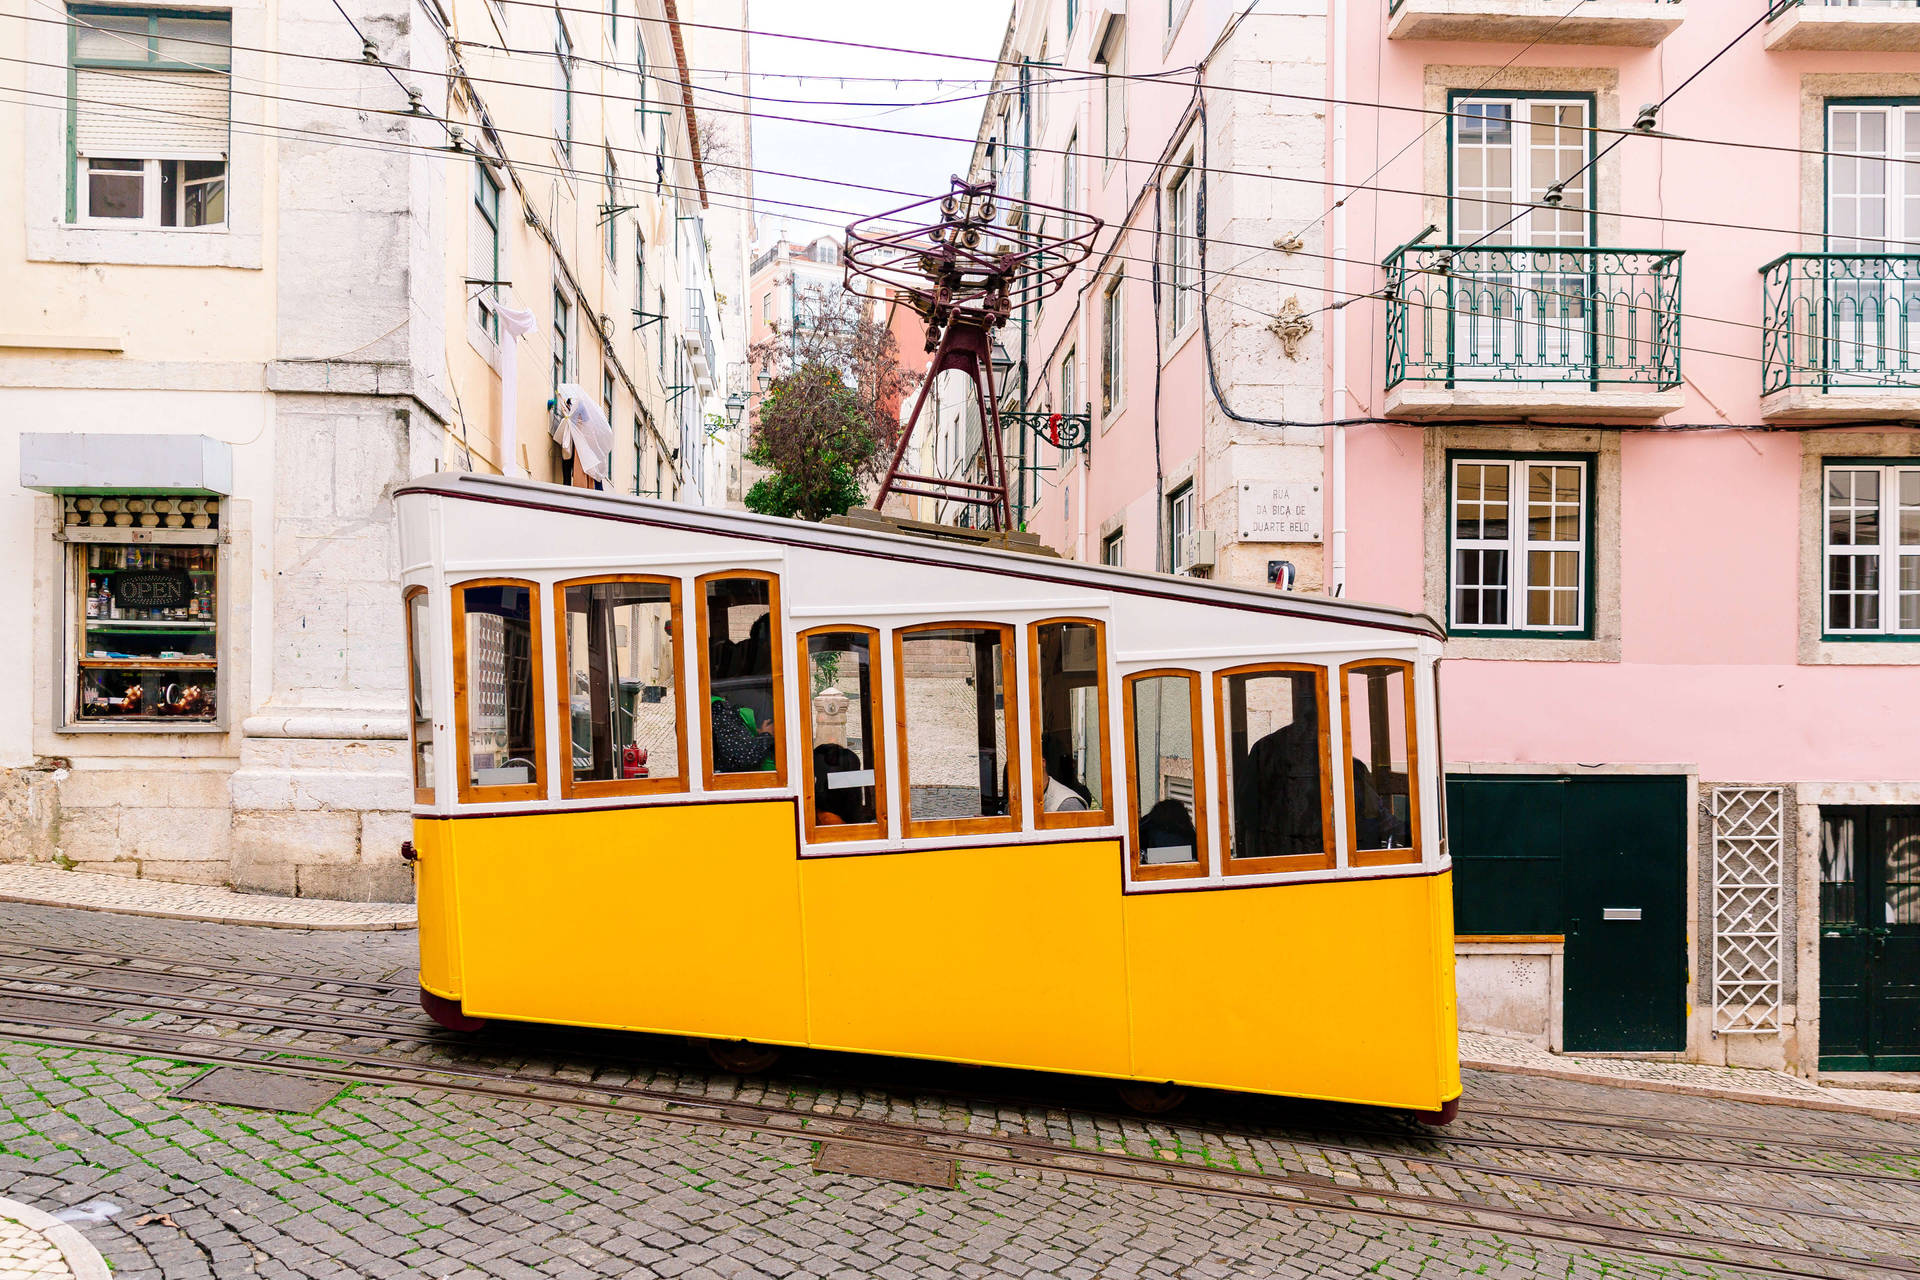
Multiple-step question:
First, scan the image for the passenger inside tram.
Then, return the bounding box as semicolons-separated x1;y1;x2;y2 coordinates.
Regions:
1224;669;1326;859
1040;736;1091;813
1138;799;1198;863
704;578;778;775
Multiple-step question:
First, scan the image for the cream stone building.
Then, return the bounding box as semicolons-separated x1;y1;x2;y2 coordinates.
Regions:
1;0;750;898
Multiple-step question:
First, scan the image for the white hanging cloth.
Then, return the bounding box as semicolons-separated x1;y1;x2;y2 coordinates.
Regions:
494;301;537;475
551;382;615;484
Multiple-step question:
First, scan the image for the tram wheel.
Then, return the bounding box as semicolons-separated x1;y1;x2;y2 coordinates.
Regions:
1413;1098;1460;1127
419;988;486;1033
1115;1081;1188;1115
700;1038;782;1075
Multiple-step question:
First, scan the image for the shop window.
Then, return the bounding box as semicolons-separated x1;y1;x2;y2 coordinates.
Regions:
798;627;887;842
895;623;1019;836
695;571;785;788
556;576;684;797
1124;669;1207;882
405;587;434;802
1341;659;1420;868
1029;619;1110;829
67;495;220;725
1216;664;1334;874
453;580;545;802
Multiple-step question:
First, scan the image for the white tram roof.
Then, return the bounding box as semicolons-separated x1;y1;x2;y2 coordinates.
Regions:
396;472;1443;643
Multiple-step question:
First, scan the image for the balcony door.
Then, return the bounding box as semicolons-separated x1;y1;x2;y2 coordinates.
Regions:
1826;103;1920;387
1450;96;1593;384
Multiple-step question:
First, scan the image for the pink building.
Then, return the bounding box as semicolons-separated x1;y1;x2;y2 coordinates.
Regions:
978;0;1920;1073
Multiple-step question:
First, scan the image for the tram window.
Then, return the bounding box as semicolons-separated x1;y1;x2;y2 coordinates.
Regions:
696;571;785;788
453;581;545;801
1030;620;1110;829
405;588;434;803
1124;670;1206;881
557;577;685;797
799;627;887;841
1343;659;1421;867
895;624;1020;835
1216;665;1334;874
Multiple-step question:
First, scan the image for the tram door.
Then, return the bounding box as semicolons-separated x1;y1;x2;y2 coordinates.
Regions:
1449;774;1687;1053
1819;807;1920;1071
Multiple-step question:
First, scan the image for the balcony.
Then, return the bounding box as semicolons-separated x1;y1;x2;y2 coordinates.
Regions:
1383;244;1686;419
1760;254;1920;419
683;289;716;390
1764;0;1920;52
1387;0;1685;46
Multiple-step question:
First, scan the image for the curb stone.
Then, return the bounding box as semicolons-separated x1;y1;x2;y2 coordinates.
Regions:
0;864;415;932
0;1197;111;1280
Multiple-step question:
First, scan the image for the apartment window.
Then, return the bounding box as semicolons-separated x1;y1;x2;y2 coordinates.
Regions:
1124;670;1205;880
1101;529;1124;567
762;291;773;324
695;572;785;788
1098;20;1126;168
633;417;646;494
68;496;221;727
1824;103;1920;385
1166;160;1196;337
1217;664;1334;875
1824;462;1920;638
602;367;616;426
453;580;545;801
404;587;433;801
471;161;502;342
1060;346;1077;417
1066;0;1078;36
1342;659;1420;868
606;0;618;48
604;150;619;262
553;14;574;158
1062;128;1079;212
1101;275;1124;416
68;7;232;227
1452;93;1590;247
657;287;668;376
1167;482;1194;572
557;576;685;798
1449;454;1592;635
895;624;1019;836
634;229;646;313
798;627;887;842
1030;620;1109;828
552;289;572;401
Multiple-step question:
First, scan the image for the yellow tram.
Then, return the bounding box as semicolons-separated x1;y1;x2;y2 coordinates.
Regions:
395;474;1460;1120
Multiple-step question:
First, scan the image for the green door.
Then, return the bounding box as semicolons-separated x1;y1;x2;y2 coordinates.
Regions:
1448;774;1687;1052
1819;807;1920;1072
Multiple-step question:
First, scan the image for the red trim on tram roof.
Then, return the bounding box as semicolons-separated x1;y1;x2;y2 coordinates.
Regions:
395;478;1445;642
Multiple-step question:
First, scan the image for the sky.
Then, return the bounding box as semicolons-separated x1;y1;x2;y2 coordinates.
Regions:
739;0;1015;249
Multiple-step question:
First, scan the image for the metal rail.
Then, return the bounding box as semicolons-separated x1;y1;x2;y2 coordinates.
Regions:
1760;253;1920;396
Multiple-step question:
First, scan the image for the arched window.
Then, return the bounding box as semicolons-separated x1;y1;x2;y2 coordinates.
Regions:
452;579;546;803
797;626;887;843
1214;663;1334;875
1341;658;1421;868
404;586;435;804
554;575;686;798
1123;669;1207;882
894;622;1020;837
1028;618;1111;830
694;570;786;790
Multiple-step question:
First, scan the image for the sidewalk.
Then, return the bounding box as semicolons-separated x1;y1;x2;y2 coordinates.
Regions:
1461;1030;1920;1121
0;863;415;931
0;1197;109;1280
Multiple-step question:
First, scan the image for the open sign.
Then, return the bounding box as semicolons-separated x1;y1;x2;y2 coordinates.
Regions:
110;570;193;610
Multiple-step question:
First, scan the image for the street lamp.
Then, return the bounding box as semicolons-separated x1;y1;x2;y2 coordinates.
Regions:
757;371;773;395
990;337;1015;387
724;392;748;427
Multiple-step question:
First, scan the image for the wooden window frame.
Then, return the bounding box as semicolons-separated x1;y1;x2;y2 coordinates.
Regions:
1027;617;1113;832
1213;662;1336;876
694;569;787;791
404;586;435;805
1122;668;1209;883
1339;657;1423;870
451;577;548;805
551;574;689;800
893;620;1022;839
796;624;889;845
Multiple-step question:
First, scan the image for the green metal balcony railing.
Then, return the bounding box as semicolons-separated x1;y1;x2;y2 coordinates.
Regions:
1390;0;1681;10
1383;244;1684;392
1760;253;1920;395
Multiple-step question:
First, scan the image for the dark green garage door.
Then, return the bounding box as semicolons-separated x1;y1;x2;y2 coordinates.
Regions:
1449;775;1688;1053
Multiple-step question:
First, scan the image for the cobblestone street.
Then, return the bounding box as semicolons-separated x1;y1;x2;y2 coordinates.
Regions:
1;900;1918;1280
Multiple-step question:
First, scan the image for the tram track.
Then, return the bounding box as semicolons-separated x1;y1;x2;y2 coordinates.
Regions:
3;942;1920;1188
2;1013;1916;1280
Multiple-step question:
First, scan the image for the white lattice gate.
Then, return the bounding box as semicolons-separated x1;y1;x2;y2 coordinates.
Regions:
1710;786;1786;1035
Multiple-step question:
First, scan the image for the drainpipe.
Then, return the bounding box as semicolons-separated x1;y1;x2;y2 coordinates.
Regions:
1329;0;1349;598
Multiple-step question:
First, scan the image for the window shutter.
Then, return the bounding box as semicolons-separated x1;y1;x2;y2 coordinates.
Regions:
74;70;230;160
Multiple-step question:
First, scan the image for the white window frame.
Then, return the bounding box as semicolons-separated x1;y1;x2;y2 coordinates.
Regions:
1101;273;1124;417
1449;456;1590;635
473;159;502;342
1102;529;1125;567
604;148;620;263
554;14;574;158
1063;127;1078;212
1060;345;1077;421
1824;462;1920;638
1098;21;1126;173
553;286;573;401
1168;483;1194;572
1165;157;1196;338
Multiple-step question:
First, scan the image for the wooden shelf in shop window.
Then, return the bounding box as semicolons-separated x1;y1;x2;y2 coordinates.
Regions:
86;621;215;632
78;657;218;670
